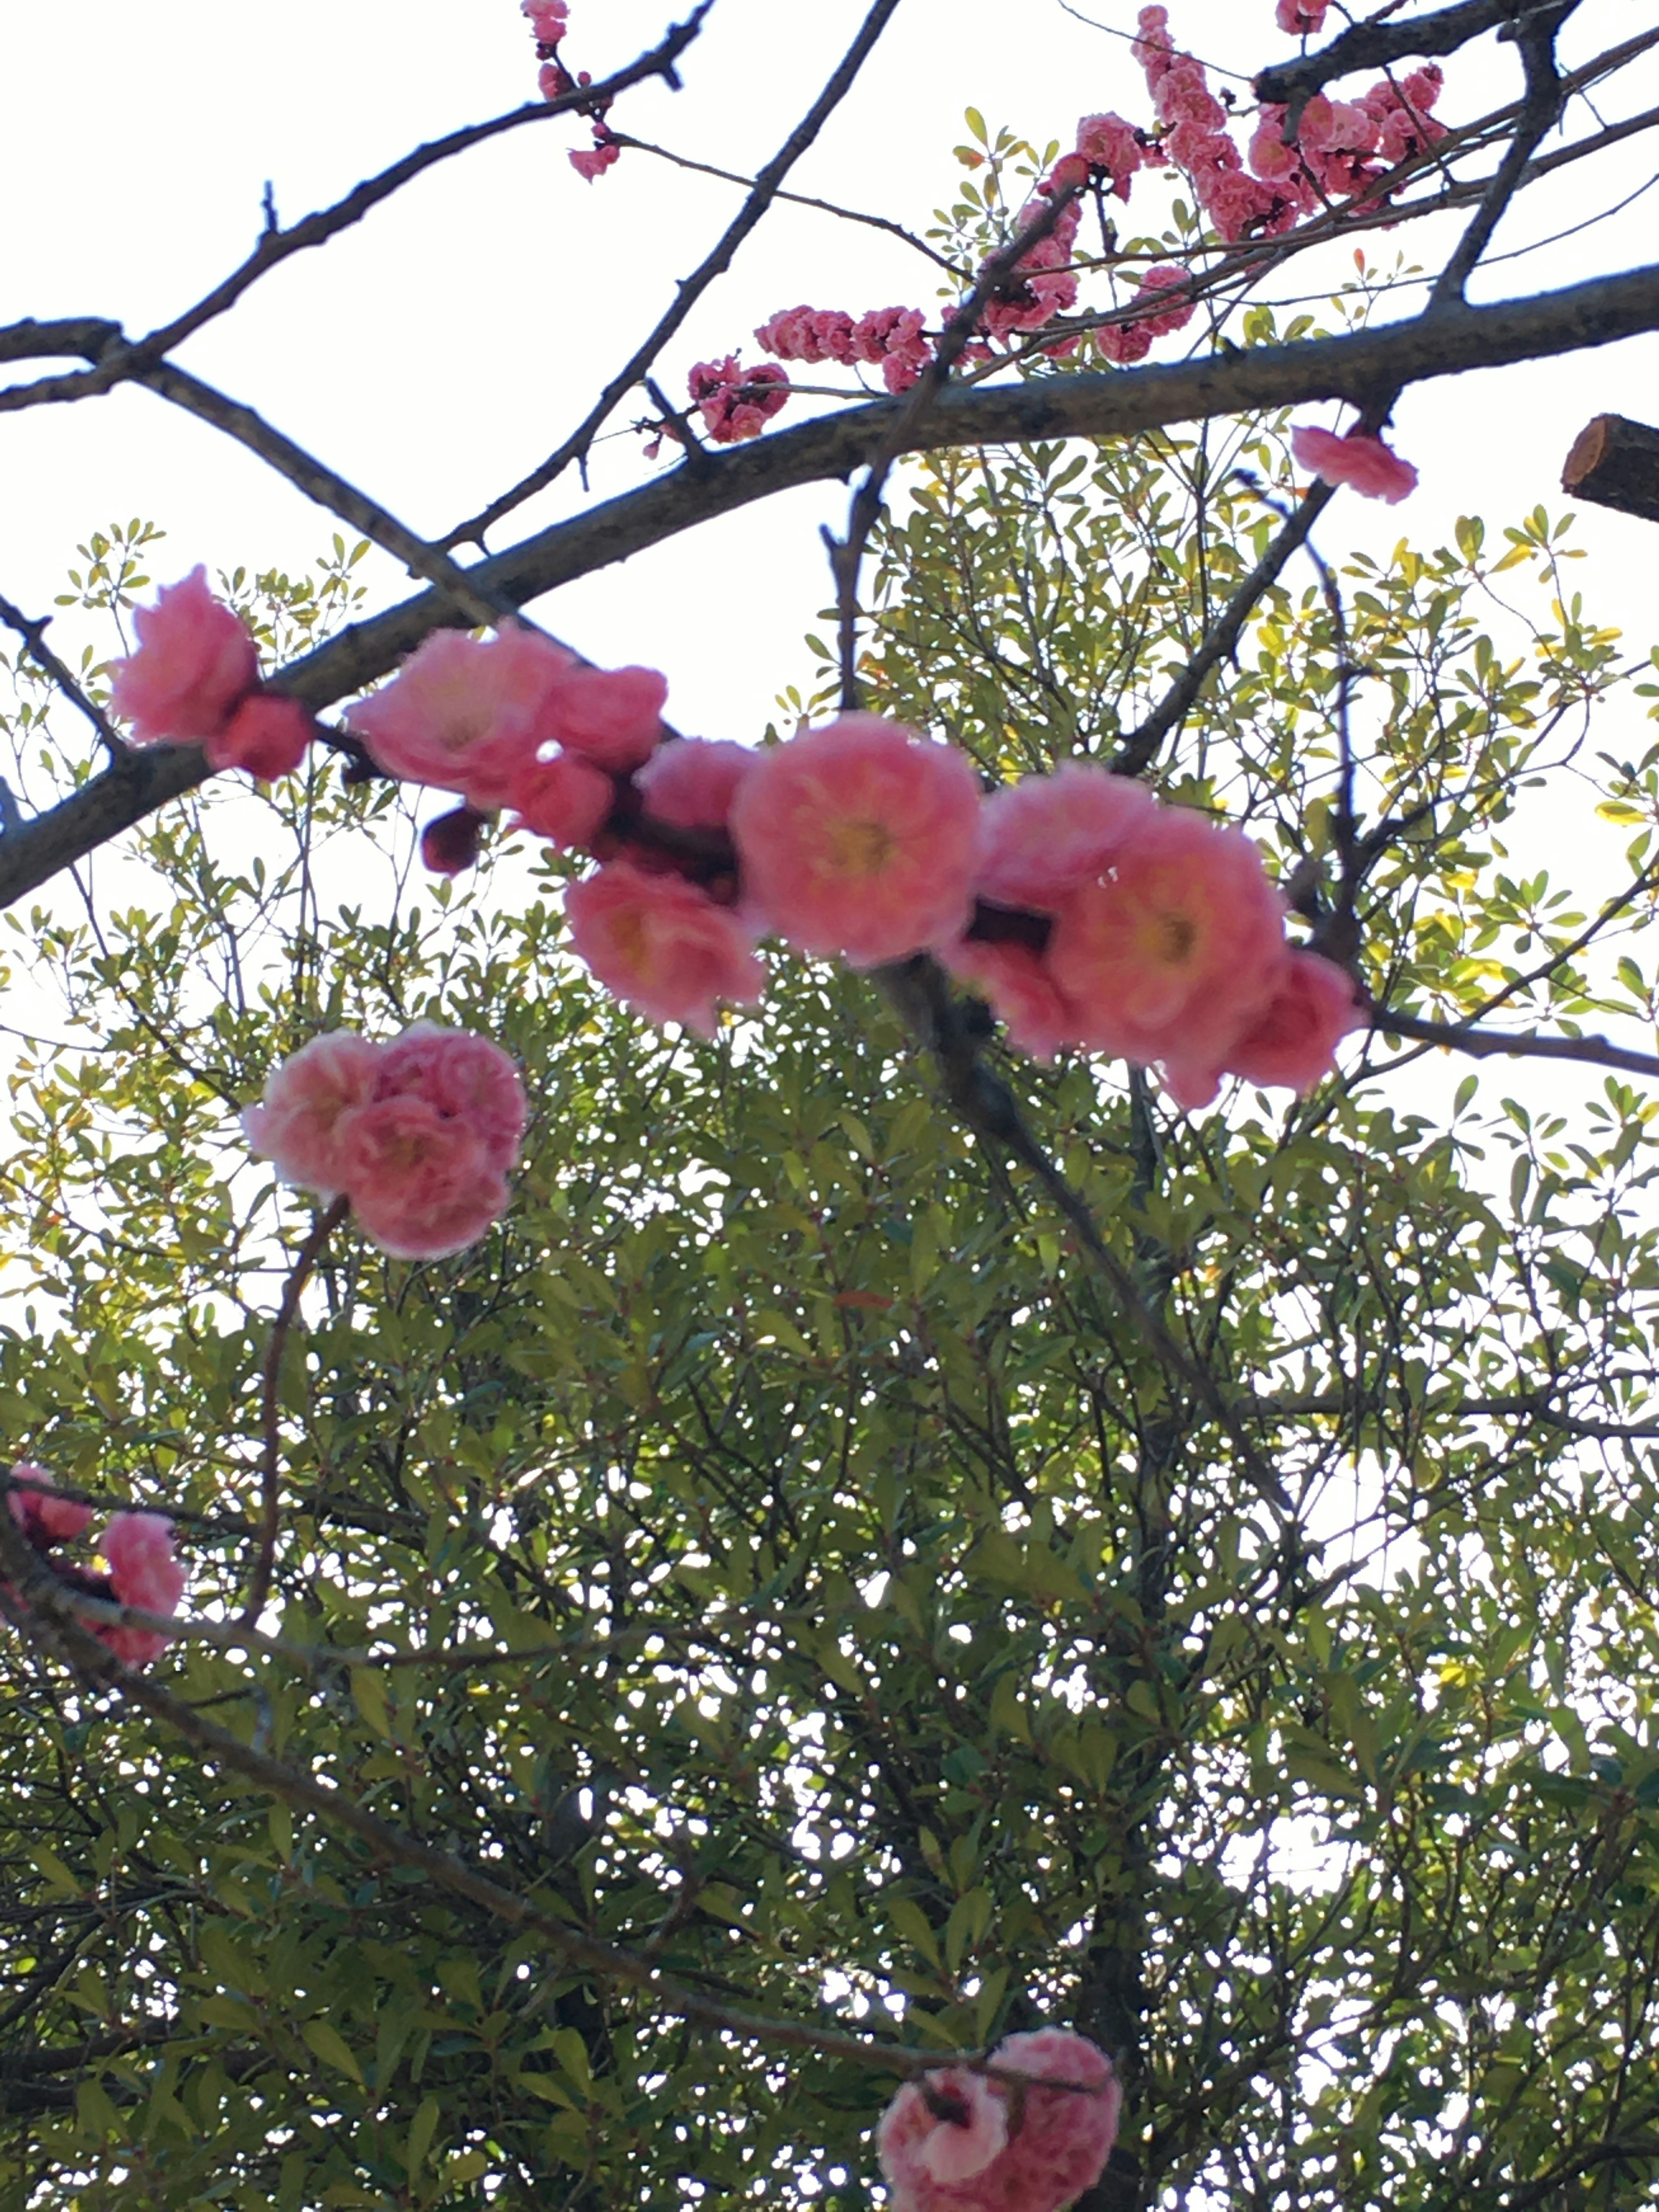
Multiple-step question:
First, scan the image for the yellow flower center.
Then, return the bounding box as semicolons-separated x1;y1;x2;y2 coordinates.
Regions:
822;815;897;878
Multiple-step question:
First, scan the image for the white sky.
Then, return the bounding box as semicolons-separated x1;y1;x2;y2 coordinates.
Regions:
2;0;1657;747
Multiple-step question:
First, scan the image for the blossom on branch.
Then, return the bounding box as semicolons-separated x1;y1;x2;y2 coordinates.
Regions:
346;623;573;808
730;714;982;967
99;1512;187;1667
1275;0;1329;32
509;750;617;851
108;566;259;745
1074;111;1142;200
688;356;791;444
244;1026;525;1259
1291;423;1418;502
8;1464;92;1545
566;859;764;1034
570;130;621;182
208;693;315;780
635;737;757;832
877;2029;1121;2212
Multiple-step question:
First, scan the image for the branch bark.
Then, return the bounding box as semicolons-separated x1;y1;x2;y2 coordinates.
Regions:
8;261;1659;908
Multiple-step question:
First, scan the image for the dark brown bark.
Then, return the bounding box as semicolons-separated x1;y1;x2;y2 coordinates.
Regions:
1562;412;1659;524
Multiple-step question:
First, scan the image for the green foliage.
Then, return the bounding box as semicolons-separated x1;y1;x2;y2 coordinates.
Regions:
3;436;1659;2212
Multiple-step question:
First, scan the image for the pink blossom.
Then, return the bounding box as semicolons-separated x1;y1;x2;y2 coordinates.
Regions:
636;738;757;831
375;1023;528;1176
1075;111;1141;199
878;2030;1121;2212
756;305;826;362
1132;265;1196;337
1275;0;1328;30
569;135;621;181
1291;424;1417;502
100;1511;186;1667
1224;947;1360;1093
1098;320;1153;366
1156;59;1226;133
688;355;790;444
730;714;982;967
1200;166;1278;241
974;763;1154;913
942;937;1078;1062
566;860;764;1034
206;693;314;779
509;750;616;850
242;1031;385;1195
1048;807;1286;1070
346;623;577;809
523;0;568;41
1132;3;1176;90
421;805;488;877
1248;116;1303;183
8;1464;92;1545
540;665;667;772
108;566;258;745
334;1098;509;1261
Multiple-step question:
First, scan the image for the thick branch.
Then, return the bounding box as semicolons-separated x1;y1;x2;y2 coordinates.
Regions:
1255;0;1530;109
9;262;1659;908
442;0;907;548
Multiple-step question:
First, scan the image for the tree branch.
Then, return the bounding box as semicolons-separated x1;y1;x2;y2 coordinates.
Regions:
0;591;127;761
9;261;1659;908
0;11;714;416
441;0;909;549
1372;1007;1659;1081
1255;0;1536;111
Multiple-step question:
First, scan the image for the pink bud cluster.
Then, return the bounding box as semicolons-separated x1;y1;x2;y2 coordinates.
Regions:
687;356;792;444
756;304;934;395
943;760;1360;1105
243;1024;528;1260
108;567;315;779
877;2029;1122;2212
6;1465;185;1669
1250;68;1446;211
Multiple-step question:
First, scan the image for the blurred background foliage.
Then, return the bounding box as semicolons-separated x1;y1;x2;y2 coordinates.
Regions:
4;386;1659;2212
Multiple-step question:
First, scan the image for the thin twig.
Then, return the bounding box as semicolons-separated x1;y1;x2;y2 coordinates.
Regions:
442;0;909;549
0;590;127;761
242;1195;349;1628
0;13;714;419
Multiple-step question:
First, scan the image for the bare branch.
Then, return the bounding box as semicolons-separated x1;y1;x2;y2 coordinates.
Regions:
1255;0;1542;112
442;0;909;550
0;316;120;367
1372;1007;1659;1082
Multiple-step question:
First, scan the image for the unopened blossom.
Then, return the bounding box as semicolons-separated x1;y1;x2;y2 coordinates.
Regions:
509;750;616;850
346;623;576;809
566;860;764;1034
1291;423;1417;502
100;1511;186;1668
8;1463;92;1545
1132;2;1176;89
108;566;258;745
242;1030;385;1195
337;1100;509;1262
541;664;667;772
207;693;314;779
635;737;757;831
878;2030;1121;2212
974;763;1154;913
688;356;790;444
1275;0;1328;30
730;713;982;967
375;1023;528;1176
1075;111;1141;199
1048;807;1285;1071
421;805;489;877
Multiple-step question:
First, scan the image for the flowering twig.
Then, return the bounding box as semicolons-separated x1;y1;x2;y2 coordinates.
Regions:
442;0;908;547
1255;0;1533;119
242;1194;350;1629
1372;1007;1659;1082
0;11;715;420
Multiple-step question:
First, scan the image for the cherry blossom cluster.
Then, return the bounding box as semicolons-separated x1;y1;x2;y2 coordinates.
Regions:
108;566;316;777
756;305;934;396
243;1024;528;1260
877;2029;1121;2212
522;0;619;181
5;1465;185;1669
